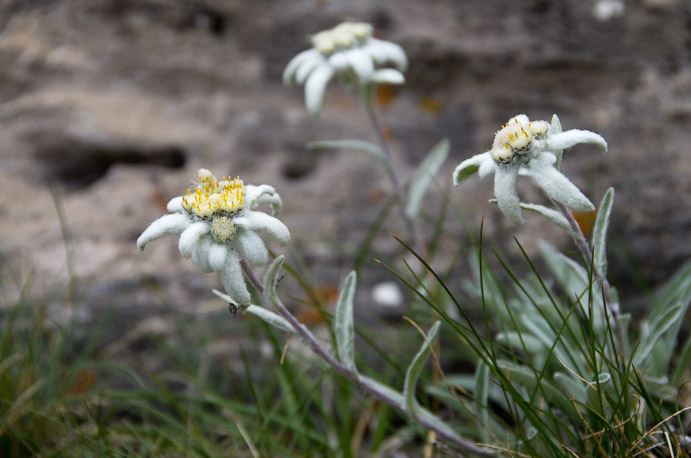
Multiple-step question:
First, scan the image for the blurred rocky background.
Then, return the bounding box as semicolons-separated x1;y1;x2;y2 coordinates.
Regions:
1;0;690;328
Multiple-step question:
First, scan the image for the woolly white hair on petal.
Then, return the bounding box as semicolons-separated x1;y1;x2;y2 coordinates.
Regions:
192;236;214;273
494;166;524;224
137;213;190;251
234;230;269;266
545;130;608;152
241;212;291;245
453;152;488;186
345;49;375;82
166;196;184;213
328;52;349;71
372;69;404;85
305;63;335;115
521;156;595;212
283;48;320;85
178;222;210;258
208;242;229;272
366;39;408;70
220;250;251;306
245;185;282;214
296;56;323;85
478;154;497;178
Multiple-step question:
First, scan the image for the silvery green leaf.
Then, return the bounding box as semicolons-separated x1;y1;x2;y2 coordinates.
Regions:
592;188;614;277
538;240;605;328
489;200;570;230
335;271;357;373
520;313;584;375
262;255;286;303
549;114;563;165
496;360;565;402
403;321;441;416
646;259;691;373
585;372;611;415
554;372;585;404
549;114;562;135
641;374;677;401
672;334;691;385
245;305;296;334
406;139;450;218
415;406;471;447
634;302;686;366
650;258;691;317
474;359;490;443
495;331;547;355
307;139;388;166
358;375;405;405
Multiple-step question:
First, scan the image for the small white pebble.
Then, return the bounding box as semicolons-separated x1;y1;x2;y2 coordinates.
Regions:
372;281;404;308
593;0;625;21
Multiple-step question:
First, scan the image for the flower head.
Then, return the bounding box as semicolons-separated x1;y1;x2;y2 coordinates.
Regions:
137;169;290;306
453;114;607;224
283;21;408;115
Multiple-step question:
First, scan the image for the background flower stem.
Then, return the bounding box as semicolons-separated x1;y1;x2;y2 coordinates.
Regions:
362;86;423;255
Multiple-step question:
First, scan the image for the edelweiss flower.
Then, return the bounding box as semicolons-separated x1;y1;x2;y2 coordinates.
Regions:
453;114;607;224
137;169;290;306
283;21;408;115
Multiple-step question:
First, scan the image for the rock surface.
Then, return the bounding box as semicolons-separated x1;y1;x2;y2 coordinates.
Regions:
1;0;690;322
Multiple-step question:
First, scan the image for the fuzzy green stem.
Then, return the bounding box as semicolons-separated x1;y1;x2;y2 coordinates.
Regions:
244;260;490;456
554;201;625;353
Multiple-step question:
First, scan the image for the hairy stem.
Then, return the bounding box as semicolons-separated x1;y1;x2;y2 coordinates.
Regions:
554;202;625;353
247;260;490;456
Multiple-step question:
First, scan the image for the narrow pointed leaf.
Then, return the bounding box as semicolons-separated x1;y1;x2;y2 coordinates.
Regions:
490;200;570;230
335;271;358;373
212;289;295;333
403;321;441;416
262;255;285;303
358;375;405;405
407;139;450;217
671;334;691;384
634;302;686;366
586;372;611;415
307;139;388;166
592;188;614;277
245;305;296;334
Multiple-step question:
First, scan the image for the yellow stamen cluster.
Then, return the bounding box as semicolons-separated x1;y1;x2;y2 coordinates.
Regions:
211;216;237;242
490;118;550;164
311;22;372;54
182;169;245;218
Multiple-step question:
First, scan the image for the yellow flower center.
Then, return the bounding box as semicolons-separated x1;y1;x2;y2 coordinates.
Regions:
490;118;550;163
182;168;245;218
211;216;237;242
311;22;372;54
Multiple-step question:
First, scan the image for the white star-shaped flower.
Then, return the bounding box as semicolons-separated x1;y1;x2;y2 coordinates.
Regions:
453;114;607;224
137;169;290;306
283;21;408;115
